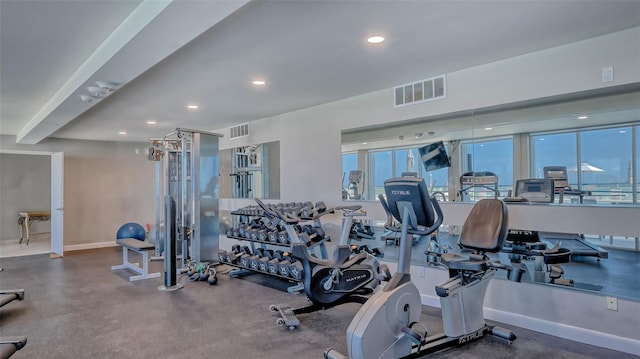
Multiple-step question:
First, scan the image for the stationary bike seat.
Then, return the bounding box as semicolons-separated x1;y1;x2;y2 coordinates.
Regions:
441;253;488;272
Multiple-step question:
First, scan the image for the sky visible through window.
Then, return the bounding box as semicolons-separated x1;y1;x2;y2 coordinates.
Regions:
343;125;638;203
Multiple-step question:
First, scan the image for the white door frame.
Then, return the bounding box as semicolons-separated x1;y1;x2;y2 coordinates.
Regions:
51;152;64;257
0;149;63;256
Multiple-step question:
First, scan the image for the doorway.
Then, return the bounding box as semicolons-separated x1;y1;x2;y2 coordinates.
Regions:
0;150;63;258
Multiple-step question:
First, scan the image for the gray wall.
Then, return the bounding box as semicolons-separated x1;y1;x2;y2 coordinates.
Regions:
0;153;51;240
0;136;155;247
266;141;280;199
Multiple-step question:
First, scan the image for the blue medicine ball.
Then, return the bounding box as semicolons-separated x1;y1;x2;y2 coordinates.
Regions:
116;222;146;241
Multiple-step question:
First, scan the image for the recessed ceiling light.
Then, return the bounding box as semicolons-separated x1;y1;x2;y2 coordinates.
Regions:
539;138;545;141
577;115;588;120
118;131;127;135
252;80;266;86
362;142;368;145
146;120;157;125
619;130;627;133
484;127;493;131
367;36;385;44
187;105;199;109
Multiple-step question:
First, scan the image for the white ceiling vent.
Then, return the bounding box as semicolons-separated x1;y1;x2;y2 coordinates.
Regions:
394;74;446;107
230;123;249;139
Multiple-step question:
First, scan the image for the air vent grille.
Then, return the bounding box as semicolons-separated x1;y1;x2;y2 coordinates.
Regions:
230;123;249;139
394;75;446;107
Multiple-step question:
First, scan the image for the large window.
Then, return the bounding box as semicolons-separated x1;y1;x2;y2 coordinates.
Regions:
629;126;640;203
461;137;513;199
580;126;633;204
531;125;638;205
369;150;393;198
341;152;358;189
531;132;578;186
369;145;450;199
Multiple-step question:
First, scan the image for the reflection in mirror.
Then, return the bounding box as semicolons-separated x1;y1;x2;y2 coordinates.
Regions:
342;151;367;200
341;87;639;206
340;86;640;301
220;141;280;199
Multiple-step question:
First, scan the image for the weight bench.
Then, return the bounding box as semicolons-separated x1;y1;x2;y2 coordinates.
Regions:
0;290;24;308
0;289;27;359
0;337;27;359
111;238;160;282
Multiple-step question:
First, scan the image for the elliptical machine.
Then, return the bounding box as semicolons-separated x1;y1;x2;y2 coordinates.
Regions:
268;204;390;330
325;176;522;359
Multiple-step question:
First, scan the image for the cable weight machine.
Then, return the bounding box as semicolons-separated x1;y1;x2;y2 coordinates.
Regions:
148;128;222;291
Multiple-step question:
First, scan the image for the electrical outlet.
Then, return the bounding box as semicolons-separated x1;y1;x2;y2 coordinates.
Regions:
602;66;614;83
418;266;426;278
606;296;618;311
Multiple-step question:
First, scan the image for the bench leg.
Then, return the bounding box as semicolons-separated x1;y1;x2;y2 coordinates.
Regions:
111;247;161;282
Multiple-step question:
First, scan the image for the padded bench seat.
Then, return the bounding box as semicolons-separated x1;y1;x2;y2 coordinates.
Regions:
111;238;160;282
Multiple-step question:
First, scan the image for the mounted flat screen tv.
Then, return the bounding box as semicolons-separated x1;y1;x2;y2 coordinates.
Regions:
418;141;451;172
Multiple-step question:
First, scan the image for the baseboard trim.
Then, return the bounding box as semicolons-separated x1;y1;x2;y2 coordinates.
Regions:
63;241;118;252
421;294;639;356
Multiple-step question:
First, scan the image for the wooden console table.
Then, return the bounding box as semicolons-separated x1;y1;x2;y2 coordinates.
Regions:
18;211;51;245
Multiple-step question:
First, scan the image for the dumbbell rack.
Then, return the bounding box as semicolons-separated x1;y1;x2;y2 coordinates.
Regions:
223;202;331;293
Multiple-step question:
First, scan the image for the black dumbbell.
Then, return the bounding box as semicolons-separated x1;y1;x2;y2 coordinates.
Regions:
277;230;290;245
277;252;296;277
249;229;260;241
239;247;253;267
249;248;265;271
268;230;279;243
218;249;228;263
258;249;274;272
236;224;247;238
315;201;327;214
288;260;304;281
257;228;269;242
225;244;243;264
301;225;324;242
267;250;285;276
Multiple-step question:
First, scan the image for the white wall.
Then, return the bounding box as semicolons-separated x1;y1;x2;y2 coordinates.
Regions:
217;28;640;354
0;27;637;353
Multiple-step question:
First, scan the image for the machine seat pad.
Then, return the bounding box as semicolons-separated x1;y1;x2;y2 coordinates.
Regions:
441;253;488;272
116;238;155;251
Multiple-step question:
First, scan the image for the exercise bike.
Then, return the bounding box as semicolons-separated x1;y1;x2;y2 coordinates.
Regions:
267;204;390;330
325;175;523;359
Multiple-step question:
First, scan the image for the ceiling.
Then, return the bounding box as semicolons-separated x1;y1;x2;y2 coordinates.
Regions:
1;1;639;144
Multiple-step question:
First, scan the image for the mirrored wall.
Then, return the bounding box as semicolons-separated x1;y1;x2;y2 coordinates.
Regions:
220;141;280;199
340;85;640;301
342;86;640;207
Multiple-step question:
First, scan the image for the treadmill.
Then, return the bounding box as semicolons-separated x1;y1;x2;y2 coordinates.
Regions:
506;178;608;260
538;232;608;260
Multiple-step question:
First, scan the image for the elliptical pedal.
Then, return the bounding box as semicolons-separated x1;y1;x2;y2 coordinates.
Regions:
269;304;300;330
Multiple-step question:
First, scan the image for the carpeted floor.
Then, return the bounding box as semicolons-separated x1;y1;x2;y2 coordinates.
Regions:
0;247;636;359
